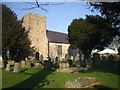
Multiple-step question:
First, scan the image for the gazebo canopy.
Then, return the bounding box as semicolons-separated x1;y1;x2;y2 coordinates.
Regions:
98;48;118;54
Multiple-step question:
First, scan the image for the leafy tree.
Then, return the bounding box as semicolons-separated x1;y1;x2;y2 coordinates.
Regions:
68;15;116;60
89;2;120;36
108;36;120;50
2;4;31;61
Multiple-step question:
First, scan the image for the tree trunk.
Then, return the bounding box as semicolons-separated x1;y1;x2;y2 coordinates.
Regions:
82;50;91;63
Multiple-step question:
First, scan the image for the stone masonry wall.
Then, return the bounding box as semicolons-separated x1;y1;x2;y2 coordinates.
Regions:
49;42;70;61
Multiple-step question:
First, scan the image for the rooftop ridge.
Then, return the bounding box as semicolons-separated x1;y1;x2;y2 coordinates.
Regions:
46;30;68;35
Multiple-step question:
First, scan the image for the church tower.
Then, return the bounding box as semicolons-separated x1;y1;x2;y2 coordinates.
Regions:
22;13;48;60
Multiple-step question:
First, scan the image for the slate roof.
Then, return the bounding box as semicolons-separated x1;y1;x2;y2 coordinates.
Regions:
46;30;69;44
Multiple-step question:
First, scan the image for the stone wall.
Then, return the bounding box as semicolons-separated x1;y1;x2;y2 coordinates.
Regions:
49;42;70;61
22;13;48;60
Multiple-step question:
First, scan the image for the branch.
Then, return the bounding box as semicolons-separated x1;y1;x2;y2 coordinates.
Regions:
21;1;63;12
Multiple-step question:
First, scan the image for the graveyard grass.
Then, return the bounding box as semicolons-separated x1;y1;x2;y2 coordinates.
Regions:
2;62;120;89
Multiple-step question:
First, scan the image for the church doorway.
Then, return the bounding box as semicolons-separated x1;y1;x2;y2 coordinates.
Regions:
35;52;40;60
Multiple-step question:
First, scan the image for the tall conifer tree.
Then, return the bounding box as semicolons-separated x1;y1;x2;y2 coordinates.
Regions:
2;4;31;61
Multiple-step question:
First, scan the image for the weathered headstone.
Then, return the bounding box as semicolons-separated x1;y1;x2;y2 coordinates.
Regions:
0;55;3;68
25;57;31;67
76;60;81;68
25;60;31;67
21;60;26;67
75;54;80;61
65;62;69;68
5;64;10;71
34;63;42;68
8;60;14;65
65;77;101;88
86;56;93;68
62;62;66;68
2;60;4;68
81;54;84;61
101;55;106;62
108;55;114;64
44;60;53;70
0;60;2;68
70;56;73;60
59;61;69;69
59;62;62;69
13;63;20;73
68;60;73;67
93;53;100;64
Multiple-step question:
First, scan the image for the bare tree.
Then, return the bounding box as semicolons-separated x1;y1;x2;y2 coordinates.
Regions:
22;0;63;12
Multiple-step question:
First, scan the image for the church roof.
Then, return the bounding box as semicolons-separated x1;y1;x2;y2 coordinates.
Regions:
46;30;69;44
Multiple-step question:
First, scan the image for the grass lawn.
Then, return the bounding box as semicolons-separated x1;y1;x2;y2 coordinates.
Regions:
2;62;120;89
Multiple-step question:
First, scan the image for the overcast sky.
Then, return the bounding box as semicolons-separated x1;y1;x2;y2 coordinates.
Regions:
3;2;100;33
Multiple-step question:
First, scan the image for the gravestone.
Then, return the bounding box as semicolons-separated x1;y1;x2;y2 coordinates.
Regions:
75;54;80;61
21;60;26;67
86;56;93;68
25;58;31;67
65;62;69;68
44;60;53;70
60;62;66;68
70;56;73;60
108;55;114;64
5;64;10;71
81;54;84;61
25;60;31;67
59;62;62;69
0;60;2;68
59;61;69;69
101;55;106;62
8;60;14;65
0;56;3;68
68;60;73;67
93;53;100;64
65;77;101;88
76;60;81;68
13;63;20;73
34;63;43;68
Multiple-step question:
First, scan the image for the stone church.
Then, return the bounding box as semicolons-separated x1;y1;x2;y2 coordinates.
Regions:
22;13;76;61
